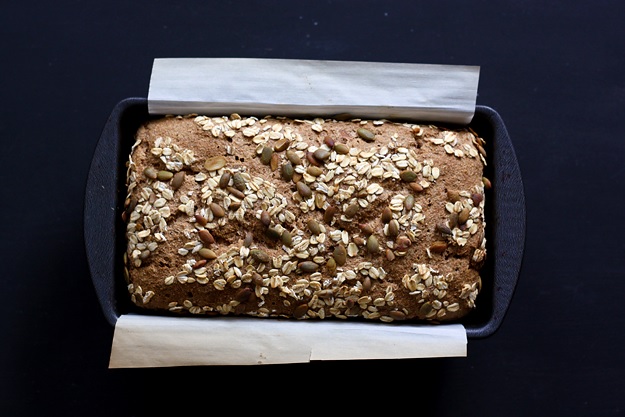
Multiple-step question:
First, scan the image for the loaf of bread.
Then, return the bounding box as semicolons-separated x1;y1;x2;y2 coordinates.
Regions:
123;113;488;323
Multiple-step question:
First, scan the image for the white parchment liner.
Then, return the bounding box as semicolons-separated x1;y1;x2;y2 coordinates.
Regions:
148;58;479;124
109;58;479;368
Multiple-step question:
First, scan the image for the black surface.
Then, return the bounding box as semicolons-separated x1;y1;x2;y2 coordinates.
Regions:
85;99;525;337
2;1;624;416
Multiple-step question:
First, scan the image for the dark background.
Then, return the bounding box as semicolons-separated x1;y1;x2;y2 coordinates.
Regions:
2;1;624;415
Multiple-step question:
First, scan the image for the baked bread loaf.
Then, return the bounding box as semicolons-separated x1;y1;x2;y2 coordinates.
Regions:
123;113;488;323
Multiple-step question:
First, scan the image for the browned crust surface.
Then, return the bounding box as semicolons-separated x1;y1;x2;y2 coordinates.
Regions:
123;114;487;323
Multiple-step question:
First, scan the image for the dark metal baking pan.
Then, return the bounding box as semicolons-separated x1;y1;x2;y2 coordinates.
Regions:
84;97;525;339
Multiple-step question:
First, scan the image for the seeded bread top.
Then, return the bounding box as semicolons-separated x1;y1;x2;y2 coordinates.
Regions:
123;114;487;323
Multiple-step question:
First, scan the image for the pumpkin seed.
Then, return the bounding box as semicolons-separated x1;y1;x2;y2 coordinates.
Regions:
399;170;418;182
270;153;280;171
323;205;337;224
232;172;246;191
306;151;321;166
388;219;399;237
219;171;231;189
143;167;158;179
436;223;453;235
171;171;185;190
198;248;217;260
226;186;245;200
344;202;359;218
358;223;374;236
198;229;215;245
243;231;253;247
409;182;424;192
298;261;319;273
193;259;207;269
250;249;271;263
334;143;349;154
333;244;347;266
293;303;309;318
306;166;324;176
204;156;226;171
274;138;290;152
209;202;225;218
281;230;293;247
265;227;281;241
419;302;433;316
471;192;484;206
313;148;331;162
357;128;375;142
362;276;372;292
389;310;407;321
381;207;393;224
281;161;294;181
235;287;253;303
195;213;208;226
251;272;263;285
326;257;337;274
447;190;461;203
404;194;415;211
458;208;470;224
430;241;448;253
286;149;302;165
449;212;459;229
260;146;273;165
366;235;379;253
260;210;271;227
296;181;312;198
157;170;173;181
307;219;321;235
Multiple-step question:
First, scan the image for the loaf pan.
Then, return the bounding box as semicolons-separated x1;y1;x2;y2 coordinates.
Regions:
84;97;525;338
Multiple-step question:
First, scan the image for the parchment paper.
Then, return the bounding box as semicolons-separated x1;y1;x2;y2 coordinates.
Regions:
110;314;467;368
148;58;480;124
109;58;480;368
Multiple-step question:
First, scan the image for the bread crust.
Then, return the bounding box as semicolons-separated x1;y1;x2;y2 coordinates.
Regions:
123;114;487;323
